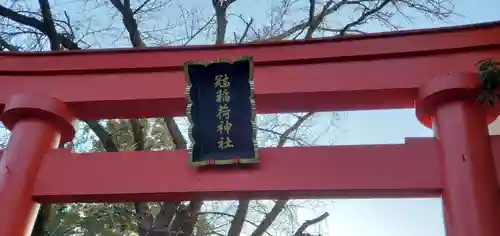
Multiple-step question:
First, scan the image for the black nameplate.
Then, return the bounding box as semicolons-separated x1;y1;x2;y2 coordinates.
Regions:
185;56;258;166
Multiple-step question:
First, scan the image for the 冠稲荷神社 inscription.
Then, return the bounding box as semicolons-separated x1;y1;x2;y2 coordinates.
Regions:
184;56;258;166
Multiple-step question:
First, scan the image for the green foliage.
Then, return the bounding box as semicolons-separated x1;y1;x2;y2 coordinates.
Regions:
46;203;137;236
477;59;500;106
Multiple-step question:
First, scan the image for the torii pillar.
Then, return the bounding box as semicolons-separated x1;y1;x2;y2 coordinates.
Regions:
416;72;500;236
0;94;74;236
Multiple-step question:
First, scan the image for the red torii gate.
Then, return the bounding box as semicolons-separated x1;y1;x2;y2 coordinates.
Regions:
1;21;500;236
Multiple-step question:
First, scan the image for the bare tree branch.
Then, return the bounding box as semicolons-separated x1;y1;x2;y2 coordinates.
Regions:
305;0;341;39
86;120;119;152
62;11;75;40
228;200;250;236
109;0;145;47
130;119;145;151
293;212;329;236
306;0;316;37
163;117;187;149
184;14;216;45
0;35;18;51
31;204;51;236
318;27;366;35
257;127;309;146
339;0;392;36
153;202;181;233
197;211;271;235
37;0;60;50
277;112;314;147
238;18;253;44
0;6;44;32
0;5;78;49
264;0;351;41
251;200;288;236
213;0;237;44
134;0;153;14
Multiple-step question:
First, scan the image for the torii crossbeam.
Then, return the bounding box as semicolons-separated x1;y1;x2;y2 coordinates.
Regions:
1;21;500;236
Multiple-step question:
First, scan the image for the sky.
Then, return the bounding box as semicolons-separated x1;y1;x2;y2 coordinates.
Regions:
1;0;500;235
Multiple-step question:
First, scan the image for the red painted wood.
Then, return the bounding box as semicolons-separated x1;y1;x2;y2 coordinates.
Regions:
0;22;499;73
0;94;74;236
0;121;58;235
416;73;500;236
0;136;497;203
0;23;499;119
32;138;441;203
